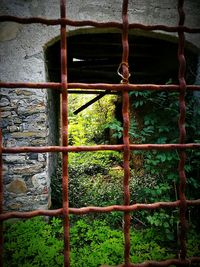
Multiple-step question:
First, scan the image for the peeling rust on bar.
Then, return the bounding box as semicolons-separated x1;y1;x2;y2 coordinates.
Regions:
121;1;131;265
0;15;200;33
60;1;70;266
2;143;200;154
0;82;61;90
1;200;200;221
0;209;63;221
1;82;200;92
177;0;187;260
57;84;200;91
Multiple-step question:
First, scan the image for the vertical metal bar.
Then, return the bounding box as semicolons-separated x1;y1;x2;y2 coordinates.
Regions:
121;1;131;266
177;0;187;260
60;0;70;266
0;114;3;267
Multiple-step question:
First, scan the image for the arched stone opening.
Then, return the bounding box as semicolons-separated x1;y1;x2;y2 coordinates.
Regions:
45;28;199;144
44;29;199;206
45;28;198;84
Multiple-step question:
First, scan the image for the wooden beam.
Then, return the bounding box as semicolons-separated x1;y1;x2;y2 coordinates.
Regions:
73;92;107;115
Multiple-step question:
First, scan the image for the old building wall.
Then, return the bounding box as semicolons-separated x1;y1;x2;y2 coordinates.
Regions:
0;3;60;210
0;0;199;211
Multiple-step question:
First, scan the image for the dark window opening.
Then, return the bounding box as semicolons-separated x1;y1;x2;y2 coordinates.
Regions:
46;32;197;84
46;32;198;145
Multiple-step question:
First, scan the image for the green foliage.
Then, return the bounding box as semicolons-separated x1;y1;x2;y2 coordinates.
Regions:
48;84;200;266
105;118;123;139
69;150;122;175
129;91;180;145
3;217;63;267
103;88;200;207
70;219;174;266
129;171;179;240
129;89;200;219
130;169;172;203
70;219;124;266
68;94;116;145
3;217;200;266
146;209;178;241
51;151;123;211
67;152;125;227
105;90;191;201
187;227;200;257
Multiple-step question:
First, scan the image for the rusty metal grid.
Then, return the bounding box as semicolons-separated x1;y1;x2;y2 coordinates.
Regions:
0;0;200;266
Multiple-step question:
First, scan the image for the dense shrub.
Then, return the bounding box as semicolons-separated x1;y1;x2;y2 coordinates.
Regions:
51;149;198;231
5;217;194;267
68;94;117;145
3;217;63;267
51;151;123;209
46;88;200;266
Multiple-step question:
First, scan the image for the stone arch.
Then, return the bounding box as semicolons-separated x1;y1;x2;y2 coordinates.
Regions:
45;27;198;84
44;28;199;141
44;29;199;195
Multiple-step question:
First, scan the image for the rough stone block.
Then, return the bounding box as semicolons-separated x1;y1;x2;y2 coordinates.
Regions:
32;172;47;189
0;97;10;107
12;163;44;175
4;155;26;163
0;22;21;42
6;179;27;194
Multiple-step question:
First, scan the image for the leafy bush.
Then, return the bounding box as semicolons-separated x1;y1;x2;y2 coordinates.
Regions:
187;227;200;257
70;219;124;266
68;94;117;145
51;151;123;210
51;150;187;229
3;217;63;267
49;86;200;261
128;90;200;225
3;217;183;267
104;90;200;220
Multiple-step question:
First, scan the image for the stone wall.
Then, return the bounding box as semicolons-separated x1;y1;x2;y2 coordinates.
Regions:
0;0;199;211
0;13;59;210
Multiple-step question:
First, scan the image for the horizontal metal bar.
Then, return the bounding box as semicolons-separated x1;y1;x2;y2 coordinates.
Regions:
1;82;200;92
0;15;122;27
2;145;124;153
69;83;200;92
0;82;61;90
0;200;200;221
2;143;200;154
0;82;118;94
67;199;200;215
0;209;63;220
0;16;200;33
